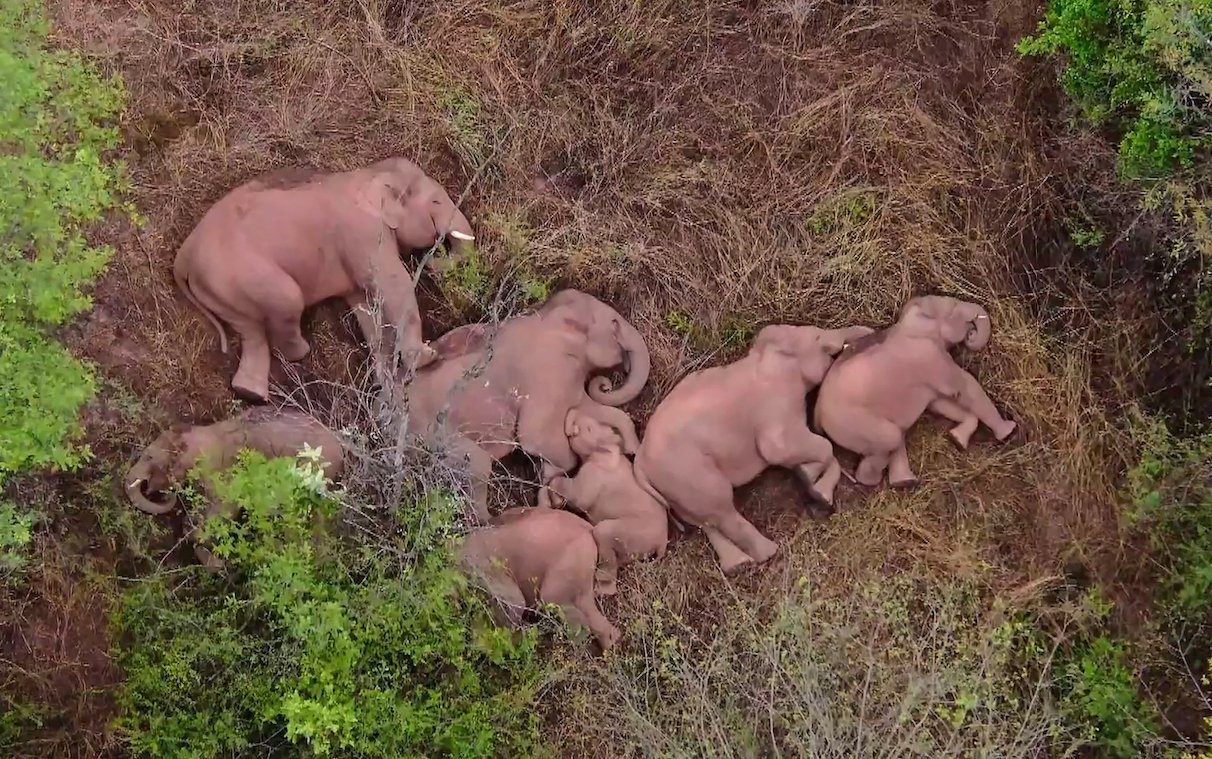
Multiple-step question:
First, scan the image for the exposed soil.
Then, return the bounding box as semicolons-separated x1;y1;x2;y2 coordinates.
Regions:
4;0;1198;754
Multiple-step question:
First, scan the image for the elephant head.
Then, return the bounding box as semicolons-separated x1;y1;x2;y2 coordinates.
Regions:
361;157;476;259
565;408;624;458
542;290;651;407
899;295;991;351
124;425;226;515
751;323;875;385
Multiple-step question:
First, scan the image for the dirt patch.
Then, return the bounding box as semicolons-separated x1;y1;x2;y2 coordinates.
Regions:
23;0;1181;752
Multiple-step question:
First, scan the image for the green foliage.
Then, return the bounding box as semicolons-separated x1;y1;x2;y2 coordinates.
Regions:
1060;636;1160;757
114;452;543;759
806;188;879;236
1128;417;1212;633
0;0;127;485
0;501;35;578
0;696;44;749
1018;0;1211;177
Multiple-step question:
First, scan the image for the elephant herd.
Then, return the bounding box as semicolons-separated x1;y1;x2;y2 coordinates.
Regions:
125;157;1019;650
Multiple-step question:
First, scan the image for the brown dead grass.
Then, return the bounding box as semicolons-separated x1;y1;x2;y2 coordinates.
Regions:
24;0;1166;754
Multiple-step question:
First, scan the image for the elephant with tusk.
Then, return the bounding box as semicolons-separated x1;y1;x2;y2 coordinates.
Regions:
174;157;476;403
403;289;651;522
814;295;1019;488
125;407;346;566
632;323;873;575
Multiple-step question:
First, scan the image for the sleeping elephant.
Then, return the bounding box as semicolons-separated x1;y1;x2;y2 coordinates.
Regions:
633;323;873;575
124;407;346;566
404;289;650;522
459;507;620;651
174;157;476;402
814;295;1018;488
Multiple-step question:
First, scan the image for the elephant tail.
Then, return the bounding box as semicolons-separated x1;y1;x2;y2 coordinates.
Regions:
634;460;688;536
174;250;228;354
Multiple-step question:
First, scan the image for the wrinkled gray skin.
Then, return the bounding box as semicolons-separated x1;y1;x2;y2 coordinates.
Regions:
124;407;346;567
814;295;1018;488
459;507;620;651
404;289;651;522
174;157;475;402
545;407;669;596
633;324;873;575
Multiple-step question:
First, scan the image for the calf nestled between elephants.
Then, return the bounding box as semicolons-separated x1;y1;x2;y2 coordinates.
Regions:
402;288;650;522
174;157;475;403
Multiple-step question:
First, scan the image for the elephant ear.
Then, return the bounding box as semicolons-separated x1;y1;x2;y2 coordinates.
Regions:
360;177;410;231
564;408;582;438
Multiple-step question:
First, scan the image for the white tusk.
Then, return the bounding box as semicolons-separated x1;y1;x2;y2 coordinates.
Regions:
449;230;475;241
128;478;144;488
975;315;989;320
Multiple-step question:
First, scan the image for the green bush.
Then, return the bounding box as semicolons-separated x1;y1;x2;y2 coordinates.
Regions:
0;0;127;484
1128;418;1212;636
1018;0;1211;177
0;501;35;579
1060;635;1160;758
113;451;544;759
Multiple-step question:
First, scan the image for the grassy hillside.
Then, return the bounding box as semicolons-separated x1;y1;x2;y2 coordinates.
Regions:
2;0;1210;756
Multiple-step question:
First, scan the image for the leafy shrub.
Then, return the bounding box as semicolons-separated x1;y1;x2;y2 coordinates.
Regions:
1060;635;1160;758
1018;0;1211;177
1128;417;1212;634
0;0;127;484
0;501;35;579
113;451;543;759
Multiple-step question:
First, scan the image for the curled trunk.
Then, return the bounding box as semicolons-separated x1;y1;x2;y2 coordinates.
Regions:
124;462;178;515
587;312;651;406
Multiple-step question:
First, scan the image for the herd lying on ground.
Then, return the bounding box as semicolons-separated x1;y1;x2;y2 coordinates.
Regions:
124;157;1020;650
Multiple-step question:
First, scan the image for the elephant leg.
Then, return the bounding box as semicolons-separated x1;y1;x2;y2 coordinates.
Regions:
951;369;1016;441
759;425;841;504
590;520;624;596
887;445;919;488
928;397;979;450
856;453;890;486
263;280;310;362
703;526;756;576
712;510;779;572
541;533;620;650
230;322;272;403
444;434;495;523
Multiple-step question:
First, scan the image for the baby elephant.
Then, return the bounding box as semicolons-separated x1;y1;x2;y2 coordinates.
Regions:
124;407;345;566
175;157;475;402
634;323;873;575
545;408;668;596
458;508;620;651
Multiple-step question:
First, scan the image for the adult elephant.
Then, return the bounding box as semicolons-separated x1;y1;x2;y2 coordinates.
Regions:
406;289;650;521
174;157;475;402
632;323;871;575
814;295;1018;488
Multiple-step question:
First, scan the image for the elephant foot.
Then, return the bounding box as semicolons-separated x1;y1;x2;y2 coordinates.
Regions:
948;427;973;451
412;343;438;370
719;553;755;576
278;339;311;363
594;576;618;597
232;381;269;405
994;419;1022;444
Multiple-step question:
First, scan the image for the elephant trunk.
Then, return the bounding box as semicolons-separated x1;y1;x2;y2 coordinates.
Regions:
124;461;177;515
587;311;650;406
958;302;991;351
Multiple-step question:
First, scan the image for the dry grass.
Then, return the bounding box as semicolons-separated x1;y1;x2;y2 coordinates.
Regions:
27;0;1172;753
